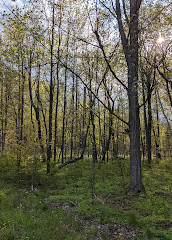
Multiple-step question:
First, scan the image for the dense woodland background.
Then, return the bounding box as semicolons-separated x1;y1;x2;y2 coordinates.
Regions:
0;0;171;185
0;0;172;239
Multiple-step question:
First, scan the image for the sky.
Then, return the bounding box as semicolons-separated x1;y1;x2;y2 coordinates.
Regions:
0;0;25;13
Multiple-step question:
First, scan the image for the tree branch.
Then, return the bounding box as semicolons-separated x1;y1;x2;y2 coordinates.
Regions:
122;0;129;26
94;30;128;91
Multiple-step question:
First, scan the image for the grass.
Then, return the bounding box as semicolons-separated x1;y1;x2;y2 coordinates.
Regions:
0;152;172;239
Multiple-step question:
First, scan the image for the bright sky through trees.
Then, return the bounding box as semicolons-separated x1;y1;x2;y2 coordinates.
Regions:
0;0;24;11
157;35;165;44
0;0;171;195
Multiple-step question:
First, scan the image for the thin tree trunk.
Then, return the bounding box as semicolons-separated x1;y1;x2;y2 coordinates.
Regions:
47;2;55;173
28;51;46;162
36;64;48;141
98;100;103;157
82;86;87;150
90;105;97;163
102;101;114;162
54;8;61;162
0;76;4;152
20;60;25;149
61;67;67;164
3;81;8;152
17;69;21;170
141;73;147;161
89;66;97;163
146;74;152;167
54;62;60;162
58;115;91;169
70;74;75;160
61;26;69;164
75;75;79;156
155;92;161;159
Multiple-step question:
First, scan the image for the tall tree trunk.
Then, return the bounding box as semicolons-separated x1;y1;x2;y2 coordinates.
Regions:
0;72;8;152
90;105;97;163
141;72;152;166
102;101;114;162
140;75;145;162
0;76;4;152
155;92;161;159
17;70;21;170
61;26;69;164
54;8;61;162
54;62;60;162
82;86;87;149
98;100;103;157
47;2;55;173
102;92;106;162
70;73;75;160
75;75;78;156
36;64;48;143
61;66;67;164
28;51;46;162
89;66;97;163
20;60;25;149
146;74;152;167
116;0;144;192
3;80;8;152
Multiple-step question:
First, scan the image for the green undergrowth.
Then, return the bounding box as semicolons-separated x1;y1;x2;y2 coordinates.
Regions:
0;153;172;239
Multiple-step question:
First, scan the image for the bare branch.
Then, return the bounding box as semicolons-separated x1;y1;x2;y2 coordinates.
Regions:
2;0;129;128
100;1;117;19
140;3;172;32
122;0;129;26
61;62;128;125
157;67;172;107
94;30;128;91
58;115;91;169
57;155;84;169
156;86;172;136
80;103;128;134
58;25;100;49
115;0;129;64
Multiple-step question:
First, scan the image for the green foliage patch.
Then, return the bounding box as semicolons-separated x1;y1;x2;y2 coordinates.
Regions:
0;154;172;239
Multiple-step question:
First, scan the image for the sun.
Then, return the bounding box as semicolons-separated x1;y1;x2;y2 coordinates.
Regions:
157;35;164;44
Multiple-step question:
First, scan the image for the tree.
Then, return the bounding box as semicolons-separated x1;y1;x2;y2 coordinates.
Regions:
47;0;55;173
0;0;171;186
115;0;144;192
95;0;144;192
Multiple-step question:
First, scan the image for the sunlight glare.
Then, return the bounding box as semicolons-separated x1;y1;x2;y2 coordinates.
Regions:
157;35;164;44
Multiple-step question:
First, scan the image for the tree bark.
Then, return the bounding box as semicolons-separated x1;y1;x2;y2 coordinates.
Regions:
116;0;144;192
146;74;152;167
28;51;46;162
54;7;61;162
61;26;69;164
47;1;55;173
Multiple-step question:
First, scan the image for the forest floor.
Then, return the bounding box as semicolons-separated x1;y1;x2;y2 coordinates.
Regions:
0;153;172;240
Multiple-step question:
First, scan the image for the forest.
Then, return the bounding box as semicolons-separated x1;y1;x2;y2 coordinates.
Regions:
0;0;172;239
